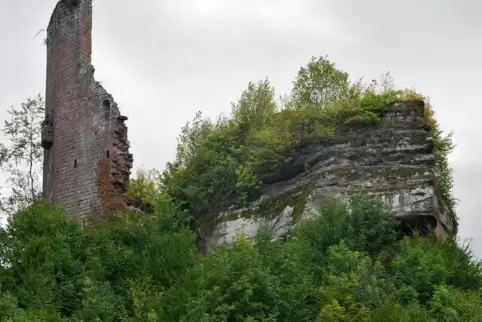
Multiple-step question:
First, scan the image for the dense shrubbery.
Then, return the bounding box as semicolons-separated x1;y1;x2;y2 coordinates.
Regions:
0;196;480;321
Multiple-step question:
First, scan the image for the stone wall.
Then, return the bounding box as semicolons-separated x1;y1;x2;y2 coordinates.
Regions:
42;0;133;222
202;101;453;252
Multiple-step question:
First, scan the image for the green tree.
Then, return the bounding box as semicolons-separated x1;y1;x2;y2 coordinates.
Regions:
0;94;45;216
429;285;482;322
180;235;281;322
128;167;162;205
255;228;318;320
316;242;390;320
231;79;277;134
0;201;85;316
296;196;399;282
161;116;243;220
172;111;215;169
291;56;351;109
82;209;197;320
392;234;482;306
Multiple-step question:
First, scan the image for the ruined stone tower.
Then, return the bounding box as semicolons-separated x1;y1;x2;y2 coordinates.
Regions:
42;0;133;221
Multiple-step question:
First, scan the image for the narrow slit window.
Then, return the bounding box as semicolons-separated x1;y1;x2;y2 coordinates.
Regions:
106;150;110;159
74;159;77;168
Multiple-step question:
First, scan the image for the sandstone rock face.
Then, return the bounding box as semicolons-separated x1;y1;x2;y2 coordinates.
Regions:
202;101;453;252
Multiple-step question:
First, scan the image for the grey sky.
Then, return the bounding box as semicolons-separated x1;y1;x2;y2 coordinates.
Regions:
1;0;481;255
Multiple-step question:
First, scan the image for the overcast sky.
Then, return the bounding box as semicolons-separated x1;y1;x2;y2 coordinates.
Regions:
1;0;481;255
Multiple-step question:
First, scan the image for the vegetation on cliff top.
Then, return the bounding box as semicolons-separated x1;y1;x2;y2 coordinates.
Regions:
146;56;455;229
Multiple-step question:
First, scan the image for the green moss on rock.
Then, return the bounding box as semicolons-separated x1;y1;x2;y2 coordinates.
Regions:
221;188;310;223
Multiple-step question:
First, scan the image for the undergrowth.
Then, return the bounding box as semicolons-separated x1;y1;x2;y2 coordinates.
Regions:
0;196;474;321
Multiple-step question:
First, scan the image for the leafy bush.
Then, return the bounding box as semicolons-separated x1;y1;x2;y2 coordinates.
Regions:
0;195;479;321
128;168;162;205
392;234;482;306
0;202;85;316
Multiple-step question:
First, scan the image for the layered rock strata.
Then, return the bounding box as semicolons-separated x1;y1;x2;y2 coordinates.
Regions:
202;101;452;252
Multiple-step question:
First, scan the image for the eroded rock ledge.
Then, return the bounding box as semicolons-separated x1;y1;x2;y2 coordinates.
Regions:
201;101;453;252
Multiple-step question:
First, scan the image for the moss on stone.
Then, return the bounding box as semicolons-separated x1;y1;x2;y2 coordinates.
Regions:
220;188;310;223
289;189;310;223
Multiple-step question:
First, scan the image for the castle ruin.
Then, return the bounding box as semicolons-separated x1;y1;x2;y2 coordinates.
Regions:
42;0;133;222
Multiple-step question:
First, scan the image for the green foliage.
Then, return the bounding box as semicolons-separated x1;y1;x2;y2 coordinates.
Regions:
83;210;197;311
291;56;350;108
128;168;162;205
161;115;244;220
0;202;84;316
0;94;45;216
231;79;277;131
392;234;482;306
0;196;480;320
254;229;318;320
317;242;389;317
429;285;482;322
180;235;282;321
0;198;197;321
74;278;123;322
295;196;398;279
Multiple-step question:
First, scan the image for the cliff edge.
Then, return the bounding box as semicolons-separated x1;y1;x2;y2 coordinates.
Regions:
202;100;453;252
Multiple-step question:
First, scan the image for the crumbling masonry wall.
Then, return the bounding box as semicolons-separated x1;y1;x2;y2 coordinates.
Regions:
42;0;133;221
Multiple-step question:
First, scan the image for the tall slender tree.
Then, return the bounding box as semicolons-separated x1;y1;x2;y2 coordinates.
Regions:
0;94;45;216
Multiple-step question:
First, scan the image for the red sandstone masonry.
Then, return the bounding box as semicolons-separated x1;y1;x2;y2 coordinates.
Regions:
42;0;133;222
